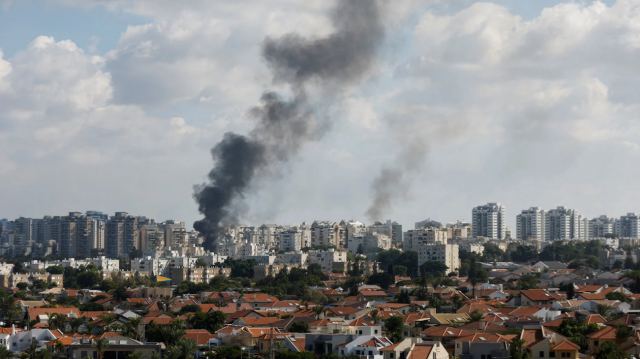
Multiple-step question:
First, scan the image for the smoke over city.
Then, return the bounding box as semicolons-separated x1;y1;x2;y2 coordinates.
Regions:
366;139;428;222
194;0;385;249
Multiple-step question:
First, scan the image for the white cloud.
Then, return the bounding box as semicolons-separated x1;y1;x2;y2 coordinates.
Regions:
5;0;640;226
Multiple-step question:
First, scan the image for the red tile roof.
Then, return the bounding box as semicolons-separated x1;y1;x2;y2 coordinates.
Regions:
521;289;558;302
183;329;214;346
588;326;617;340
28;307;80;321
241;293;278;303
552;340;580;351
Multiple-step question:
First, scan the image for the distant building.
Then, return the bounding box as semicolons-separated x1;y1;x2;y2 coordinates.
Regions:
589;215;615;238
417;243;460;273
472;203;505;240
105;212;138;258
616;213;640;238
545;207;587;241
516;207;545;241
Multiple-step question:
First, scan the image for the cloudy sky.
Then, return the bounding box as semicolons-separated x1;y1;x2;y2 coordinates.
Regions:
1;0;639;231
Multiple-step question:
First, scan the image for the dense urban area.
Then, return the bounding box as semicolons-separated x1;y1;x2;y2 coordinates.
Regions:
1;203;640;359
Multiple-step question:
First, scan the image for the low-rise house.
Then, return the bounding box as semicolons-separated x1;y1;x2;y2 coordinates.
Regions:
406;341;450;359
7;328;62;353
325;306;368;321
521;325;580;359
429;312;470;326
422;326;473;351
183;329;216;348
337;335;393;359
27;307;81;324
240;293;278;309
380;337;423;359
579;300;630;314
517;289;563;307
66;333;162;359
587;325;617;354
454;333;513;359
304;333;357;356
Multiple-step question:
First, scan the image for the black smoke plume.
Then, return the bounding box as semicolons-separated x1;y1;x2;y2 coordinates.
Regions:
195;0;384;250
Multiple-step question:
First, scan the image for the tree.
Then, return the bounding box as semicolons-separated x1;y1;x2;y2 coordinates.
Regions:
595;341;626;359
274;351;315;359
420;261;448;278
556;318;599;350
392;265;407;277
0;346;12;359
180;304;202;314
615;325;632;341
0;290;21;324
467;257;488;297
210;345;242;359
605;292;629;302
45;266;64;274
366;272;394;290
95;338;108;359
395;290;411;304
509;338;529;359
188;311;225;332
469;311;483;322
377;250;418;277
518;274;540;290
624;270;640;292
289;321;309;333
165;338;197;359
481;244;505;262
145;320;186;345
508;245;538;263
384;316;404;342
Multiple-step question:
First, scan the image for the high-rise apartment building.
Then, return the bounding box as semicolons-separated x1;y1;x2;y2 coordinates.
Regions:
545;207;587;241
75;216;105;258
106;212;139;258
516;207;545;241
59;212;82;258
368;220;402;247
589;215;615;238
616;213;640;238
471;203;505;239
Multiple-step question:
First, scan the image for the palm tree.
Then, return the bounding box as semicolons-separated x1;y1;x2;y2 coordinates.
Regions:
122;317;142;340
313;305;324;320
370;309;380;324
95;338;108;359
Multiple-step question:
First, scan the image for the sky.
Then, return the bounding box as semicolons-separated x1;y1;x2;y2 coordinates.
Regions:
0;0;638;231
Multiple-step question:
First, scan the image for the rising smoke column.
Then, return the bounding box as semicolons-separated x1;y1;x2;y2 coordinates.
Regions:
195;0;384;249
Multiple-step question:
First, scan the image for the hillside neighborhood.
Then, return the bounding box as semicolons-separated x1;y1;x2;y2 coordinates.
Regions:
1;240;640;359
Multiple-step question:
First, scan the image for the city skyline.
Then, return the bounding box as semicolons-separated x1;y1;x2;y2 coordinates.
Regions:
2;0;640;235
3;203;640;235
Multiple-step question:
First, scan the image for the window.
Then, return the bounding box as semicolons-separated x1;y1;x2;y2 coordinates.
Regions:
539;351;545;358
550;352;555;358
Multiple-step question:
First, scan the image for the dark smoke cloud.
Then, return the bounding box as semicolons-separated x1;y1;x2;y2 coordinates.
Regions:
195;0;384;250
263;0;384;85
